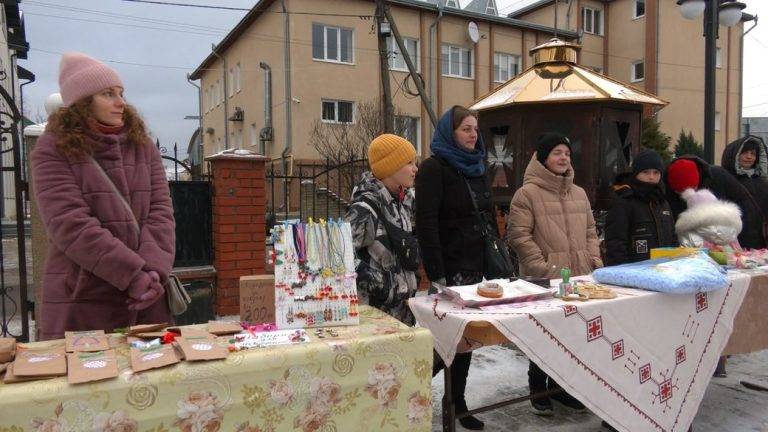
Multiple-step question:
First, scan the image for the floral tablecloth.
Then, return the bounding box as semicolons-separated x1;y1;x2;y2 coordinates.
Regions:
409;271;752;432
0;306;433;432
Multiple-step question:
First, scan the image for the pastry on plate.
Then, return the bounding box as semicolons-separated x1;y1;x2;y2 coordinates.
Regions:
477;282;503;298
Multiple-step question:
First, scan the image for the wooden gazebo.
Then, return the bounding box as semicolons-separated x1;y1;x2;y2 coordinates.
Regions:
470;38;667;211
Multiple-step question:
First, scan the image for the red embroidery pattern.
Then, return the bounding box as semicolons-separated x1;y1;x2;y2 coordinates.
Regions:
587;316;603;342
695;292;708;313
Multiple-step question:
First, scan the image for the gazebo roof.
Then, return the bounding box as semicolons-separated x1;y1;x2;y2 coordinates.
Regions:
470;38;668;111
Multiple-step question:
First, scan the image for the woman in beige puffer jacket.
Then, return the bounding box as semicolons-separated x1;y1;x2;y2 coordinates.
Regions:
507;132;603;415
506;135;602;279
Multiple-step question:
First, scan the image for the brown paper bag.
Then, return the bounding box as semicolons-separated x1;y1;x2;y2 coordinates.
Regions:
176;336;228;361
67;350;119;384
240;275;276;324
0;337;16;363
65;330;110;352
13;346;67;377
3;363;59;384
130;344;180;372
207;321;242;336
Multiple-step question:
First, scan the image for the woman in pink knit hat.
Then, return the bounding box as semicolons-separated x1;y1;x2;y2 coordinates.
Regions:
31;52;175;340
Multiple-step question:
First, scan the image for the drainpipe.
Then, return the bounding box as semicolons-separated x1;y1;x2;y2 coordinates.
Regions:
739;15;758;136
428;2;444;137
259;62;273;139
280;0;292;175
186;73;203;167
211;43;229;150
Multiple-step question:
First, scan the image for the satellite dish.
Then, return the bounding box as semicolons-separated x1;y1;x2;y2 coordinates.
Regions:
468;21;480;43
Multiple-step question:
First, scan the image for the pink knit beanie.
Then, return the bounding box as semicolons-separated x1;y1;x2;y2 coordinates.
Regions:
59;52;123;106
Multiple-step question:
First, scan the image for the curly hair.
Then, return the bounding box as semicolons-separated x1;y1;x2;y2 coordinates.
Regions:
45;96;151;159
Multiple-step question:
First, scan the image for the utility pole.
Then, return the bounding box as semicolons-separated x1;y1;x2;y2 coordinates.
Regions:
702;0;718;164
383;5;438;127
376;0;394;133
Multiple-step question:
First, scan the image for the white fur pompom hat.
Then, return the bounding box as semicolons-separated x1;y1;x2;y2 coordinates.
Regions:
675;188;742;247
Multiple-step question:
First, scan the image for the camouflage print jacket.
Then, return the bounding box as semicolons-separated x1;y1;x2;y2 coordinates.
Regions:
344;172;418;325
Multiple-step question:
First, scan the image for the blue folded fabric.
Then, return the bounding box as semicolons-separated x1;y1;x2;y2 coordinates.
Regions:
592;252;728;294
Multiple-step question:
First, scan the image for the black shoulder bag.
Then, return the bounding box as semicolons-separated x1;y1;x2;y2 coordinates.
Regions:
461;177;514;279
360;196;421;271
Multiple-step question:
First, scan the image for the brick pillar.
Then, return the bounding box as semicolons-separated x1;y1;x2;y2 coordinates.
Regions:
206;150;269;316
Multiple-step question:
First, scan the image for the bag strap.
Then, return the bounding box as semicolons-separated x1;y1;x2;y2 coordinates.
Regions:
460;176;491;237
89;157;140;236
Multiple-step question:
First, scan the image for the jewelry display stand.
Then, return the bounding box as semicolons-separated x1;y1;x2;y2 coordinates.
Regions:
272;220;359;329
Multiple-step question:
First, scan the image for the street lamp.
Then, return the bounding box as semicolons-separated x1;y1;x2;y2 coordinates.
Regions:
676;0;748;163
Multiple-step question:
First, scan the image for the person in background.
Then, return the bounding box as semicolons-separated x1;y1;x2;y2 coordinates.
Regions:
415;105;494;430
721;135;768;248
31;52;175;340
506;132;602;416
604;149;677;266
345;133;418;325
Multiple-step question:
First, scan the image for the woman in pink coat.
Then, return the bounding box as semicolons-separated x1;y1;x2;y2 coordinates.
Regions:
31;52;175;340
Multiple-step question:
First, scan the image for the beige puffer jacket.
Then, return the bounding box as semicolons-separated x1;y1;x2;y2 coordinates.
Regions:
506;155;603;278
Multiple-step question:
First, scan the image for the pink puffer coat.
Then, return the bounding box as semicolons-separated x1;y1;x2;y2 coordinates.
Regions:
31;130;175;340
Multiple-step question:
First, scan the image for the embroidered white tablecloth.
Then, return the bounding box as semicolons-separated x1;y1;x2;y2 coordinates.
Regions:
408;271;753;432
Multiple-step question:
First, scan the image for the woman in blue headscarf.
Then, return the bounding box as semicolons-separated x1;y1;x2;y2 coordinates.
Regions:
415;106;497;430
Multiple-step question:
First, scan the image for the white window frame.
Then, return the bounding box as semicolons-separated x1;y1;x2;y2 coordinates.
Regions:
715;112;721;131
321;99;355;124
395;115;422;156
228;68;234;97
387;36;419;72
235;62;242;92
485;0;497;15
631;60;644;83
493;52;520;83
716;47;722;68
441;44;474;79
445;0;459;8
312;23;354;64
582;7;603;36
633;0;645;19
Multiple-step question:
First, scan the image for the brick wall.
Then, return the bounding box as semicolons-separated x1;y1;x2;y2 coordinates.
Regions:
206;152;269;315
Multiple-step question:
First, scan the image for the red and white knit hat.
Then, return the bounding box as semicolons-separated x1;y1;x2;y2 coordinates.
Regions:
59;52;123;106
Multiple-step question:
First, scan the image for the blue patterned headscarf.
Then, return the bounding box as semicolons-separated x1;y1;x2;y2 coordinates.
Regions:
429;106;486;177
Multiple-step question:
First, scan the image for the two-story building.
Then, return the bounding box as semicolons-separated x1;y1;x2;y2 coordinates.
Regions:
509;0;752;162
190;0;577;169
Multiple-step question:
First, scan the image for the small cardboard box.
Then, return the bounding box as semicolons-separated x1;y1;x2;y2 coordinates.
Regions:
207;321;242;336
128;323;168;336
240;275;275;324
67;350;119;384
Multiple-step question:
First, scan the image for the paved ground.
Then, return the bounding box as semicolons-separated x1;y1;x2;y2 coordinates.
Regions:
1;236;33;339
429;345;768;431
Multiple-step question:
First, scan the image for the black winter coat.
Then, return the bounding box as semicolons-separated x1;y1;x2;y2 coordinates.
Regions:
604;174;677;265
665;155;765;250
415;156;498;282
721;135;768;247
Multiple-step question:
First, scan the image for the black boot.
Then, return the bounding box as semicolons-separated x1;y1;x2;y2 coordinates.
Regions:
528;361;553;416
548;378;586;411
452;352;484;430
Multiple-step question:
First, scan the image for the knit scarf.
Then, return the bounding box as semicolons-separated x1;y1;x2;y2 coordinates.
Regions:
429;108;486;177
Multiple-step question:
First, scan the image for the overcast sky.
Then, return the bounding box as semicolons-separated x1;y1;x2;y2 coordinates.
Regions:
19;0;768;159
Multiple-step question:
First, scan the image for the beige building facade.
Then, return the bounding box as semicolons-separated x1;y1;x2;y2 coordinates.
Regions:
190;0;577;166
510;0;749;163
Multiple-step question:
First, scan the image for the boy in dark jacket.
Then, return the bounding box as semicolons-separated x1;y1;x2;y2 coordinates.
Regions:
604;150;677;265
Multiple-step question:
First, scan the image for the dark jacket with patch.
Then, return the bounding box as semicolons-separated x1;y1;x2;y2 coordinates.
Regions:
721;135;768;248
665;155;764;250
604;174;677;265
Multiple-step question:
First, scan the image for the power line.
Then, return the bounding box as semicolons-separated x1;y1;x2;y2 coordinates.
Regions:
117;0;376;17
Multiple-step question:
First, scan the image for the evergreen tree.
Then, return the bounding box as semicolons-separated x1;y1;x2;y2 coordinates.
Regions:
640;117;673;162
674;130;705;159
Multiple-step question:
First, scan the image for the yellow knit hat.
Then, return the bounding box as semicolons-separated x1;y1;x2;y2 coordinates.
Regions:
368;133;417;179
